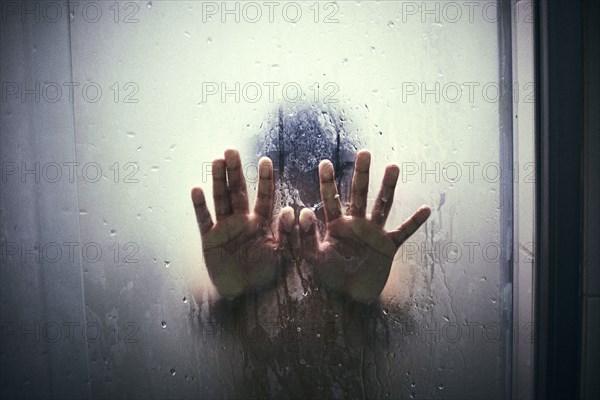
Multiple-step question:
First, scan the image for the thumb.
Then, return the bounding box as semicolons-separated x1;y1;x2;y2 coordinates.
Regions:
275;206;297;261
299;208;321;264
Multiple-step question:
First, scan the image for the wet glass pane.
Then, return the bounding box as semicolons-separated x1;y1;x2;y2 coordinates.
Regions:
2;0;509;398
70;1;505;398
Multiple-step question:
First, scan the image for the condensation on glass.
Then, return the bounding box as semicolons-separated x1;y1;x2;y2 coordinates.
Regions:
1;1;509;399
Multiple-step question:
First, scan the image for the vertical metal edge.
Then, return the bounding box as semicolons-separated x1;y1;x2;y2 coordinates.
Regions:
498;0;515;398
511;0;536;398
534;1;547;397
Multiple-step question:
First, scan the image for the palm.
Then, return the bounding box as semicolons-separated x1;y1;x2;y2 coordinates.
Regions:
192;150;294;300
299;151;430;304
204;214;280;291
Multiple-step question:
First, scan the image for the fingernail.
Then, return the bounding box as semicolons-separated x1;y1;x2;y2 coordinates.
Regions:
259;158;272;178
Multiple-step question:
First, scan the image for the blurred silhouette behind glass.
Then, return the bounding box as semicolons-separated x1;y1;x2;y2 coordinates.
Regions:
256;103;362;222
198;103;393;399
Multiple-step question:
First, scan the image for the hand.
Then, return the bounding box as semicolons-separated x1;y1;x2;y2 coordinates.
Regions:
298;150;431;304
191;149;295;300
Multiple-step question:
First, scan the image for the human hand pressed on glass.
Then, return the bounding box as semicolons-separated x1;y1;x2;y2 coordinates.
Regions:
191;149;295;300
298;150;431;304
192;148;430;304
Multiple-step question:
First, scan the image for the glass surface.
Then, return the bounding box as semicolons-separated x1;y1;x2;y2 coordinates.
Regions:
1;1;508;398
70;1;503;398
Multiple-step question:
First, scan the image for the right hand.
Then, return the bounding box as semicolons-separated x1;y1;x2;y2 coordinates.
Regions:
191;149;295;300
298;151;431;304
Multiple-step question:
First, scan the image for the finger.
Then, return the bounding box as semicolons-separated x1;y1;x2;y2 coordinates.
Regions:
299;208;320;263
224;149;249;214
212;158;232;221
348;150;371;218
386;205;431;248
319;160;343;222
276;206;296;259
191;187;214;236
253;157;274;222
371;164;400;228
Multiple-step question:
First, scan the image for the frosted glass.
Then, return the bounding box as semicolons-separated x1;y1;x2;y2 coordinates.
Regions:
72;0;503;398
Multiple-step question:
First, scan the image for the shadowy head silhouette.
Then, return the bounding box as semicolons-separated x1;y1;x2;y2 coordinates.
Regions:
256;103;362;220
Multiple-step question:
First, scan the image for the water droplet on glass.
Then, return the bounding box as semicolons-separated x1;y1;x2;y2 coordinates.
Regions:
296;327;301;332
161;321;167;328
334;194;340;199
126;131;135;137
438;383;444;390
164;261;171;268
207;37;212;44
184;31;191;38
183;297;188;303
316;333;321;338
170;368;176;376
388;21;394;28
79;209;88;215
382;309;389;315
151;166;159;172
147;1;152;8
110;229;116;236
411;381;416;388
299;359;306;365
